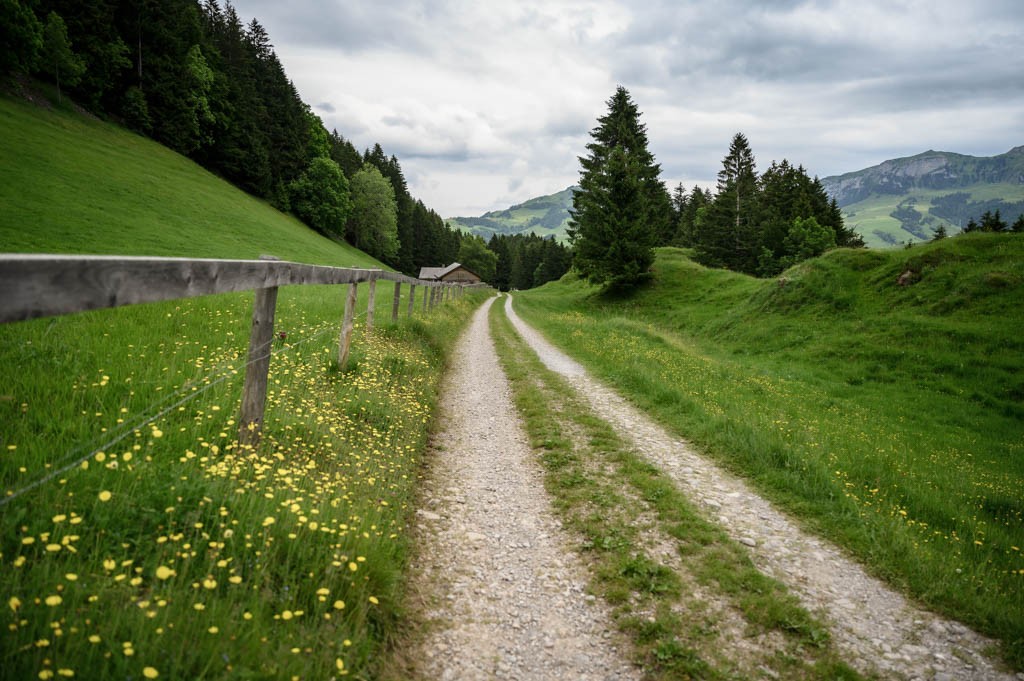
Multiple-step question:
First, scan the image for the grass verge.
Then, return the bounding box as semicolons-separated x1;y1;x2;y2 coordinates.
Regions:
489;296;861;680
0;283;488;680
513;240;1024;670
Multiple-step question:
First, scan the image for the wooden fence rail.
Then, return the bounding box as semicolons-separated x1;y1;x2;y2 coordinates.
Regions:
0;253;487;446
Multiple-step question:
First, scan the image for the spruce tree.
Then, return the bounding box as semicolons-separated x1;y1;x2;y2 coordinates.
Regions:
569;86;671;289
695;132;760;273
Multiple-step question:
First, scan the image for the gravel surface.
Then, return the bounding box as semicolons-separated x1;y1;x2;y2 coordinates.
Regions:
504;295;1019;681
409;296;641;681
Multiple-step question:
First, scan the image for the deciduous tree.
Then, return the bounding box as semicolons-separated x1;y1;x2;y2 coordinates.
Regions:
457;234;497;282
1;0;43;77
42;11;84;102
347;163;399;263
288;156;351;238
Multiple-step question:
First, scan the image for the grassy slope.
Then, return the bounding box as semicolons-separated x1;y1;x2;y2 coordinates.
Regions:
0;92;375;265
0;91;487;680
843;183;1024;248
514;238;1024;668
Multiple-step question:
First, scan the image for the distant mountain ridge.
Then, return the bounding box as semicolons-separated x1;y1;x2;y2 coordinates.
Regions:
447;186;577;242
821;146;1024;247
452;147;1024;250
822;147;1024;207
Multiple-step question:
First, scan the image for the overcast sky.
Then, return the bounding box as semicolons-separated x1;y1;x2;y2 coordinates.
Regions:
228;0;1024;218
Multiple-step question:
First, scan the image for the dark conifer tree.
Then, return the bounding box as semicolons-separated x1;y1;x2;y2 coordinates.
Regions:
328;129;362;178
569;86;671;288
488;235;512;291
695;132;760;273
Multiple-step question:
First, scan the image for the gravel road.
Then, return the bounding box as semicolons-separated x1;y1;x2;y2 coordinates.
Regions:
409;296;641;681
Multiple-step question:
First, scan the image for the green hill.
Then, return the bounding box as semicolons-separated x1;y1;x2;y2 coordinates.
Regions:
515;237;1024;668
0;92;378;266
0;92;485;680
822;147;1024;247
447;185;576;242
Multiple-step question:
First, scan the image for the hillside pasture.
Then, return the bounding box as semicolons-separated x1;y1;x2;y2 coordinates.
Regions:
514;237;1024;669
843;183;1024;248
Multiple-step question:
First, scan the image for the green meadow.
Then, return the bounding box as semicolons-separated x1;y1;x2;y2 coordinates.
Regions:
514;239;1024;668
842;183;1024;248
0;92;487;679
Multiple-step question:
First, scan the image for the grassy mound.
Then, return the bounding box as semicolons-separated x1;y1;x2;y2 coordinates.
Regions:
514;236;1024;669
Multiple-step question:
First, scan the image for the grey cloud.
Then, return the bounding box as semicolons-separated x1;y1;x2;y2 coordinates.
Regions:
227;0;1024;217
229;0;446;55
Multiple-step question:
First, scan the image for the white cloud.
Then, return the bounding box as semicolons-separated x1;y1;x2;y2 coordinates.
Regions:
229;0;1024;216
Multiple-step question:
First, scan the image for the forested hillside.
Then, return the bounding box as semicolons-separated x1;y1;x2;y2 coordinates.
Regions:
1;0;464;274
447;186;577;242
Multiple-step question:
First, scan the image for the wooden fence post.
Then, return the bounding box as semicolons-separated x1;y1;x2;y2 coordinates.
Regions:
339;282;358;369
238;283;279;447
366;277;377;332
407;284;416;317
391;281;401;322
423;284;429;312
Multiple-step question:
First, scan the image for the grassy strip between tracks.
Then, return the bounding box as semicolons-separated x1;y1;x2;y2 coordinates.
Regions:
489;296;862;680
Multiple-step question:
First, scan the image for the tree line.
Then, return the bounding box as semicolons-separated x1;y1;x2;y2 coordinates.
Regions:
1;0;465;275
569;87;866;289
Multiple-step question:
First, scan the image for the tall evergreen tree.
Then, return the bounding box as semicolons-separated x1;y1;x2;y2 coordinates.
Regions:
328;129;362;177
488;234;512;291
677;184;710;247
695;132;760;273
569;86;671;289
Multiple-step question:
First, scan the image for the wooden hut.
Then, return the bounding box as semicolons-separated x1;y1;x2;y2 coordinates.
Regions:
418;262;482;284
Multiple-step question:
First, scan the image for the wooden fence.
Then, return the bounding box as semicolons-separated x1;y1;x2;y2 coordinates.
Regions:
0;253;486;446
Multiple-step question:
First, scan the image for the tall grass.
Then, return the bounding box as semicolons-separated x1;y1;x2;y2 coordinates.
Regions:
0;284;487;679
514;237;1024;669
